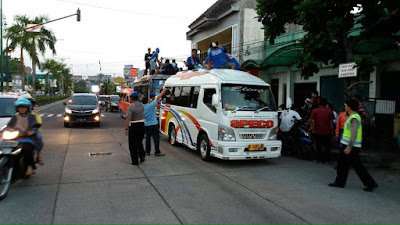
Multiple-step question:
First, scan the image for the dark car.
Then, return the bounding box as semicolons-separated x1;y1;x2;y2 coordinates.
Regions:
105;95;119;112
63;94;101;128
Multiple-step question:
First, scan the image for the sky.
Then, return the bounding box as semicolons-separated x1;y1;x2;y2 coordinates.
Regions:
3;0;218;77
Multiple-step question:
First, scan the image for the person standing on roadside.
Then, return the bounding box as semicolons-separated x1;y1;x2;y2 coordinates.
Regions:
144;48;152;75
125;91;146;165
310;98;334;163
143;88;167;156
329;98;378;192
335;108;348;149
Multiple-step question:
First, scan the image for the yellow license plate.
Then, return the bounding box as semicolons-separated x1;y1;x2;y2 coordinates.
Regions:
249;144;265;151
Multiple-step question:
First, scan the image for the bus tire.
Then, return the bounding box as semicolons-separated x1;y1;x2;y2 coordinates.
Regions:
168;124;178;146
198;134;212;161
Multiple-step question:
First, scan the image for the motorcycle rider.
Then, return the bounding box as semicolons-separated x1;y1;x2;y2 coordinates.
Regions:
278;98;302;155
26;97;44;165
6;99;39;176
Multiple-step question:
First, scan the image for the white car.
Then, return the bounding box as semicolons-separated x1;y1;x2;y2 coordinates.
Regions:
0;93;18;130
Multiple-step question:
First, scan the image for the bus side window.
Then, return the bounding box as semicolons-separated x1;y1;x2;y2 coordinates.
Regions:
173;87;182;105
179;87;191;107
203;88;217;113
166;87;174;104
190;87;200;108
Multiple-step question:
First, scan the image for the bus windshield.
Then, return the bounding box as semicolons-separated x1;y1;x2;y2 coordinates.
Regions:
221;84;276;111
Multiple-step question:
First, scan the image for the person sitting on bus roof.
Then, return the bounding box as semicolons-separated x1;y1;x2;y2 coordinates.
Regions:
150;48;161;75
185;49;201;70
172;59;179;73
160;59;176;75
224;49;241;70
207;42;226;69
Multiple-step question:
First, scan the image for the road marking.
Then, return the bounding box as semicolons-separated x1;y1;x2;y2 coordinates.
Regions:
39;114;45;117
101;114;105;117
57;114;62;117
47;114;54;117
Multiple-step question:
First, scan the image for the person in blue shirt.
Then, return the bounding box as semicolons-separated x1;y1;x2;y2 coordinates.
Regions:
143;88;167;156
224;50;241;70
185;49;201;70
150;48;161;75
172;59;179;73
207;42;227;69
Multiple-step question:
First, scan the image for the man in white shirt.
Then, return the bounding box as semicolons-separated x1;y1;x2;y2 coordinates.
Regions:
280;109;302;132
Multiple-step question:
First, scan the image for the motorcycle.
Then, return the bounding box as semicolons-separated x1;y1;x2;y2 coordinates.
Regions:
291;118;314;160
0;123;41;200
279;117;314;160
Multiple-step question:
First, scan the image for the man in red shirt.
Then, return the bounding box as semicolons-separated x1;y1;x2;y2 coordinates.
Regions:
310;98;335;163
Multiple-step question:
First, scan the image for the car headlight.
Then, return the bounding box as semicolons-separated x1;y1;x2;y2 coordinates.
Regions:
3;130;20;140
218;126;236;141
92;108;100;114
269;128;278;140
65;107;72;114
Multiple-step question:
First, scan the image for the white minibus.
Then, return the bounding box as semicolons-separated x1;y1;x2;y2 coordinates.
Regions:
160;69;281;161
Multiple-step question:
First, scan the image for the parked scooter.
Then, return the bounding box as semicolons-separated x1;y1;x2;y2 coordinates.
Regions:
291;118;314;160
0;123;41;200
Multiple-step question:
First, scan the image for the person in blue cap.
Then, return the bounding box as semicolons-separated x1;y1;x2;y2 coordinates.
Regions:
150;48;161;75
125;91;146;165
143;89;167;156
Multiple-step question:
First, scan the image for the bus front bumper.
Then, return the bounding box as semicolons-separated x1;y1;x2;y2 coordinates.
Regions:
210;140;282;160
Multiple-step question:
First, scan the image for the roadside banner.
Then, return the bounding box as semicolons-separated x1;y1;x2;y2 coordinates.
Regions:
130;68;138;77
338;63;357;78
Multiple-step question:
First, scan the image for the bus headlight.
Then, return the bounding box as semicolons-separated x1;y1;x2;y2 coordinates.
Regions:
269;128;278;140
218;126;236;141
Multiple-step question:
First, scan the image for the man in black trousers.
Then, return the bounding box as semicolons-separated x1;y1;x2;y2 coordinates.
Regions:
144;48;152;75
329;98;378;192
125;91;146;165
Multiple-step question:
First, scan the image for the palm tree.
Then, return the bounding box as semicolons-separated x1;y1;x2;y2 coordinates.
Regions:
28;16;57;96
6;15;30;91
6;15;57;93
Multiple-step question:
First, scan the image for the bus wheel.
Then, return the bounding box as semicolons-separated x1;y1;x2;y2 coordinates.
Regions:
168;124;177;146
198;134;212;161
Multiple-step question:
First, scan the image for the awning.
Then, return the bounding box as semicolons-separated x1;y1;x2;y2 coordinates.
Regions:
241;60;262;69
261;44;302;68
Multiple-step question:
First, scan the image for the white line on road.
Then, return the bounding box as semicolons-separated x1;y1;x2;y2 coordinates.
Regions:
47;114;54;117
57;114;62;117
101;114;105;117
39;114;45;117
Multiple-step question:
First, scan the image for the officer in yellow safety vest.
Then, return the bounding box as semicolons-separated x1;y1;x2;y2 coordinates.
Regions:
329;98;378;192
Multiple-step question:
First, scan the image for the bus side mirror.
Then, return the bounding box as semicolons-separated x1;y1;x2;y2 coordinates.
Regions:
212;94;219;107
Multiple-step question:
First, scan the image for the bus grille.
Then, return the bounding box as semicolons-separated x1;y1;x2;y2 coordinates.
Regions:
239;134;266;140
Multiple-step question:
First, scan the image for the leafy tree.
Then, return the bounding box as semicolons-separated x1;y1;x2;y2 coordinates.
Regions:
5;15;57;93
28;15;57;96
257;0;400;95
74;80;88;93
41;59;71;95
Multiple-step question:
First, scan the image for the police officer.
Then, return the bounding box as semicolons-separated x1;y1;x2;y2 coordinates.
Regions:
329;98;378;192
125;91;146;165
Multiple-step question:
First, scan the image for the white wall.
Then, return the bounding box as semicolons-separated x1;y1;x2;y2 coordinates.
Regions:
242;8;265;62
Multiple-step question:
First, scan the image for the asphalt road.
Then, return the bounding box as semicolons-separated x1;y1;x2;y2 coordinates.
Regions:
0;101;399;224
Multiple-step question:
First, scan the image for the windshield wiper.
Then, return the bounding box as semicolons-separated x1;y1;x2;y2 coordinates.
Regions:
231;106;253;113
255;106;271;113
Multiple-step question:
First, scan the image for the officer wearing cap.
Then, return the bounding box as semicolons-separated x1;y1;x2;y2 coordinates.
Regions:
125;91;146;165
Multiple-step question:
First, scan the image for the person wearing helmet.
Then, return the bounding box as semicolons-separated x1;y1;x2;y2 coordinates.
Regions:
6;99;39;176
26;97;44;165
150;48;161;75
